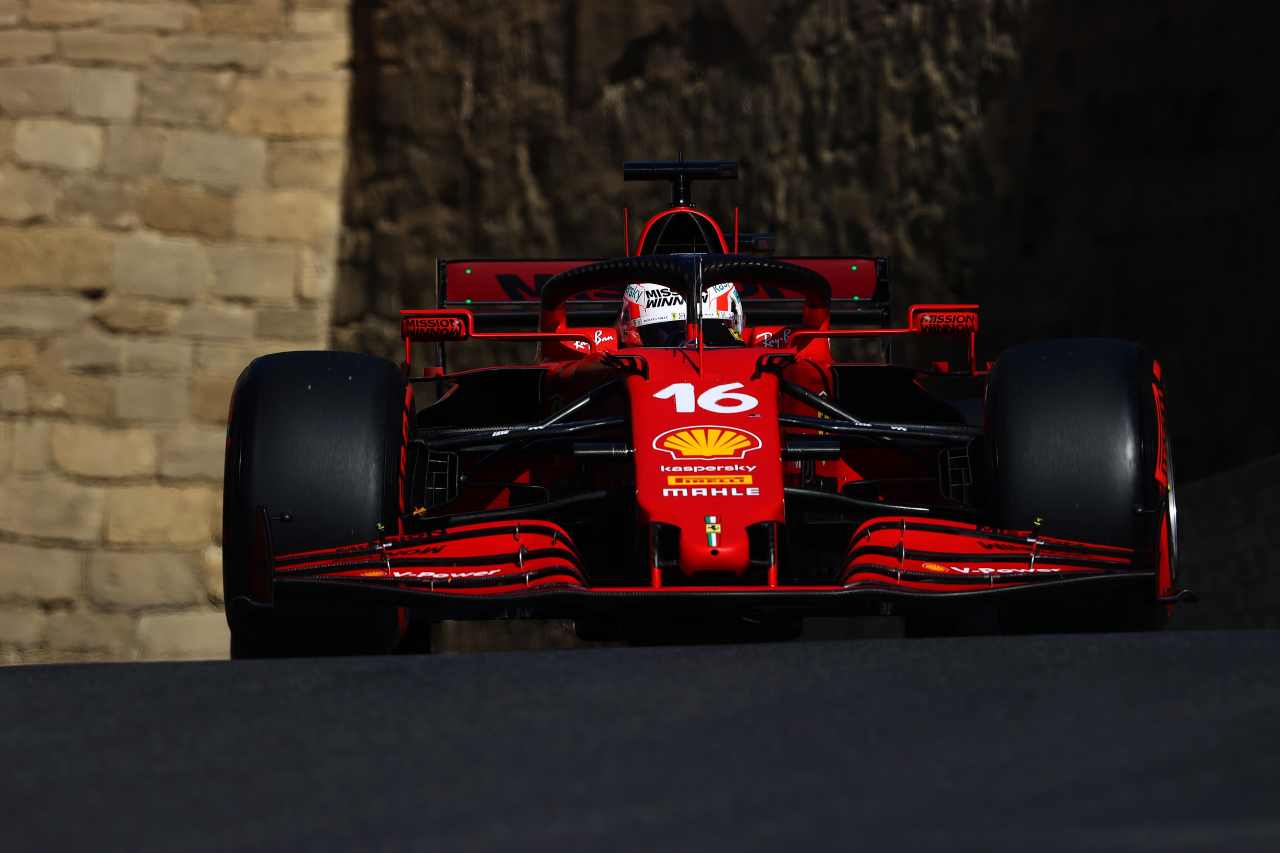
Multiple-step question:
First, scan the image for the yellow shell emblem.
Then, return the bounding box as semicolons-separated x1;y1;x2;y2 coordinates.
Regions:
653;425;762;460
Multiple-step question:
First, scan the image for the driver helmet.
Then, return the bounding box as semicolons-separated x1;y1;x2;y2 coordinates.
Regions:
619;282;744;347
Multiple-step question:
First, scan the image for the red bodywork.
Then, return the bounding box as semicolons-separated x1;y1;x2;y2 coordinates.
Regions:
260;202;1173;620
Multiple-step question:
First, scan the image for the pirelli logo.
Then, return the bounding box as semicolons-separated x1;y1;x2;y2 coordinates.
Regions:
666;474;754;486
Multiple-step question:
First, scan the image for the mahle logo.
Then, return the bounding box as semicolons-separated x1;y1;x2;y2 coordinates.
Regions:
652;426;761;460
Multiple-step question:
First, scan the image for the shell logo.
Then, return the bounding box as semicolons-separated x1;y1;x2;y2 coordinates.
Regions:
921;562;949;574
652;425;762;460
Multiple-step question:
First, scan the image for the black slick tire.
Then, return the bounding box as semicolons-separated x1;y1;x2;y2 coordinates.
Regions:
982;338;1169;632
222;351;410;658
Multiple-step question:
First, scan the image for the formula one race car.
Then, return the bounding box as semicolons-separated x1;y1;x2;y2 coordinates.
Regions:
223;159;1185;657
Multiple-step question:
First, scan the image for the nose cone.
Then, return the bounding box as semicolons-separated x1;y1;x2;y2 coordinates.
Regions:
627;348;784;579
678;512;749;575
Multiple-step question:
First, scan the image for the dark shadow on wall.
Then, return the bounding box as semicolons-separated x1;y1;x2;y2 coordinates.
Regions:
339;0;1278;482
975;2;1280;482
336;0;1034;365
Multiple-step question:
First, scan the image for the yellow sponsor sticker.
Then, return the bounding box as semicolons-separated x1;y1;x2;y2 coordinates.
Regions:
666;474;754;486
653;426;762;460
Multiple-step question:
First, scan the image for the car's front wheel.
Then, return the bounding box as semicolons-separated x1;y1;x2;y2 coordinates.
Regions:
222;351;411;658
983;338;1173;632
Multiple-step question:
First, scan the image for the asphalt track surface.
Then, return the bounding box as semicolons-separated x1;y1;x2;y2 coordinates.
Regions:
3;630;1279;852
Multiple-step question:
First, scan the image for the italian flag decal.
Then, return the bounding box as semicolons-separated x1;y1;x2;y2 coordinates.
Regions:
705;515;721;547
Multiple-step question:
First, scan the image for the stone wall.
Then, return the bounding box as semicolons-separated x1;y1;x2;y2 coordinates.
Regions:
0;0;350;662
340;0;1279;484
336;0;1034;360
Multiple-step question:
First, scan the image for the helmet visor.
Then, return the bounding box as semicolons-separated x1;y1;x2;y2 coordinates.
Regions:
637;320;689;347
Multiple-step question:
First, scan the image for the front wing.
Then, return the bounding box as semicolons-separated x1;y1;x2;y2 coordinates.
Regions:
242;513;1164;620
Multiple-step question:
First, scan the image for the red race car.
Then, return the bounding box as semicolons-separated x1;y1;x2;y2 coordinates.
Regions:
223;159;1185;656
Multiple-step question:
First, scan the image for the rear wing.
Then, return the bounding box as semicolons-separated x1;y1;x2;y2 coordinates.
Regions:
437;256;890;330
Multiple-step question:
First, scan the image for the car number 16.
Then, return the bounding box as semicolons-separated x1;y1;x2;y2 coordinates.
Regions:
652;382;759;414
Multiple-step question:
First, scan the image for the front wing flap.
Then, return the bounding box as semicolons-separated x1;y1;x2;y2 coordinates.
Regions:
253;514;1154;616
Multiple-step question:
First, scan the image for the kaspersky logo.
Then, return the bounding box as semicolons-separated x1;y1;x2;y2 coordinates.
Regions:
652;425;762;460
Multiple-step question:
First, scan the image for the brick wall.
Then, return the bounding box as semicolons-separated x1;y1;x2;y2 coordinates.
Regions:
0;0;349;662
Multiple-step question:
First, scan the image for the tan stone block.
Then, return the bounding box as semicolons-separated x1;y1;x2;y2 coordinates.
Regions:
0;226;115;289
94;296;181;335
14;119;103;172
268;36;349;77
173;301;254;339
137;608;228;660
0;118;13;161
193;340;279;376
141;182;233;239
190;373;234;423
208;242;297;302
297;249;335;304
0;0;20;26
0;607;47;648
0;477;106;542
139;68;234;126
196;0;284;36
0;65;74;116
0;419;10;475
103;125;169;177
123;337;192;374
0;31;58;62
70;67;138;121
0;167;59;223
0;542;84;603
254;305;323;342
290;9;344;35
57;330;123;372
113;232;212;301
56;175;144;230
227;77;347;138
0;227;114;290
105;484;216;545
28;357;114;417
158;35;268;69
267;139;344;189
200;544;222;603
51;422;157;478
58;30;159;65
0;374;28;413
114;375;189;421
12;420;52;473
24;379;84;415
103;2;194;33
27;0;107;26
87;550;204;609
208;478;221;539
233;189;338;245
0;293;94;333
0;340;39;371
45;610;135;655
160;129;266;190
159;425;224;480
